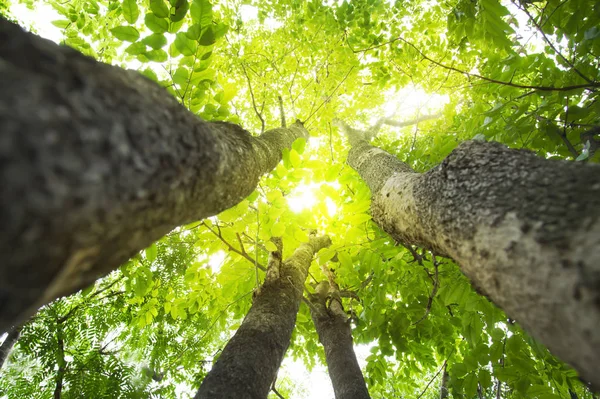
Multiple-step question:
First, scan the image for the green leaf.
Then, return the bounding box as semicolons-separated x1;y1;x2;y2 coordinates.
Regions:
149;0;170;18
190;0;213;27
173;67;189;86
145;13;169;33
265;240;278;252
125;42;147;55
464;373;478;397
292;137;307;154
145;243;158;262
289;149;301;168
52;20;71;29
186;23;203;40
145;49;168;62
122;0;140;24
142;33;167;49
271;222;285;237
175;32;198;56
170;0;189;22
199;26;216;46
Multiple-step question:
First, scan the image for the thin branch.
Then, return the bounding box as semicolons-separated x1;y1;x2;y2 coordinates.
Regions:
515;1;593;84
412;256;440;326
304;65;355;125
241;63;266;133
417;359;448;399
382;112;442;128
201;222;266;271
278;95;286;127
356;36;599;92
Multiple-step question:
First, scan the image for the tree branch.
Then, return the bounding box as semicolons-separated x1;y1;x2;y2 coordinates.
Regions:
201;222;266;271
354;36;599;92
514;1;593;84
241;63;266;134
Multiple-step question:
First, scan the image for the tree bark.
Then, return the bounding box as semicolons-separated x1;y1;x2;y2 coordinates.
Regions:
439;363;448;399
0;19;308;331
195;235;331;399
0;324;21;369
337;120;600;389
308;281;371;399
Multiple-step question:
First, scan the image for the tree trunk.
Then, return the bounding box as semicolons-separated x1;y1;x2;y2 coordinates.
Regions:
337;120;600;389
0;19;308;331
308;281;371;399
439;363;448;399
0;324;21;369
195;235;331;399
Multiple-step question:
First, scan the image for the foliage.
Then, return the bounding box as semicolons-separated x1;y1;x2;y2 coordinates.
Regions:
1;0;599;398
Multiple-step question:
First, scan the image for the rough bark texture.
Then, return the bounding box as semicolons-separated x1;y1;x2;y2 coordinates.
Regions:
0;324;21;369
308;281;370;399
343;126;600;388
0;19;308;330
196;235;331;399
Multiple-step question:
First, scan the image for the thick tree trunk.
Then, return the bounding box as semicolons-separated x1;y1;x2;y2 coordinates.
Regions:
338;120;600;389
308;281;370;399
196;235;331;399
0;324;21;369
0;19;308;330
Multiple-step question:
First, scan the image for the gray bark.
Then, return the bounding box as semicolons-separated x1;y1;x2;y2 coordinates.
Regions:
0;19;308;330
337;120;600;389
196;235;331;399
308;281;371;399
439;364;448;399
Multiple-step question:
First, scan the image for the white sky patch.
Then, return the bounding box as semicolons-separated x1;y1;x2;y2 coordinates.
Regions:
287;183;319;212
240;5;259;23
208;250;226;274
11;3;63;43
380;84;450;123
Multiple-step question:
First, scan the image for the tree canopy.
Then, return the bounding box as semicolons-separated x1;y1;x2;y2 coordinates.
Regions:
0;0;599;398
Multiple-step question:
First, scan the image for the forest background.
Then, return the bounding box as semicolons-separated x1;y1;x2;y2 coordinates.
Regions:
0;0;599;398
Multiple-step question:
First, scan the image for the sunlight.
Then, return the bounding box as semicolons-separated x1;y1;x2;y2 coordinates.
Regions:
381;84;449;120
208;250;226;274
286;184;318;213
11;3;62;43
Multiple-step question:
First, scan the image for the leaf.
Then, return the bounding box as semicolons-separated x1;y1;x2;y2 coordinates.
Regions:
110;26;140;42
142;33;167;49
271;222;285;237
145;243;158;262
265;240;278;252
122;0;140;24
51;20;71;29
190;0;213;27
199;26;216;46
150;0;170;18
145;13;169;33
186;23;203;40
125;42;147;55
289;149;301;168
464;373;478;397
144;49;168;62
292;137;307;154
171;0;189;22
175;32;198;56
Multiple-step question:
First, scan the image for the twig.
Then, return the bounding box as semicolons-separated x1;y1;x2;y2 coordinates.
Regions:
278;95;286;127
355;36;599;92
241;63;266;133
201;222;266;271
515;1;592;84
412;256;440;325
416;359;448;399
